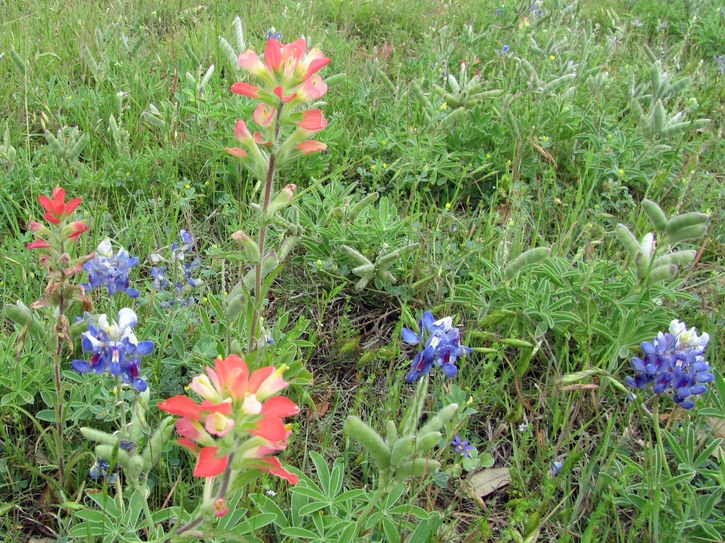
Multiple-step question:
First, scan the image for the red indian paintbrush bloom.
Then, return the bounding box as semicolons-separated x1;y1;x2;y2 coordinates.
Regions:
27;187;88;250
158;354;299;482
38;187;82;225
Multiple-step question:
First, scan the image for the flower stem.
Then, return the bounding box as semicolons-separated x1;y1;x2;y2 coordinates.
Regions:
249;104;284;351
53;248;68;481
355;471;392;532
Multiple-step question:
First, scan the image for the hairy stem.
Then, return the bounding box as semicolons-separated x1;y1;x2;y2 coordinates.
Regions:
249;104;284;350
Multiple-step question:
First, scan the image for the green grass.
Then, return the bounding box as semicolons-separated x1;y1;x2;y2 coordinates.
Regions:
1;0;724;541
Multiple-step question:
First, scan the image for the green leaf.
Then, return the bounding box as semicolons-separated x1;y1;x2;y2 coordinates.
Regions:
36;409;57;422
290;485;326;502
309;450;331;496
255;494;289;529
232;512;276;535
280;526;319;539
171;333;185;358
382;515;401;543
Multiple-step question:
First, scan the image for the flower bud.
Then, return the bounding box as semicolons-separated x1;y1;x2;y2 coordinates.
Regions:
267;184;297;216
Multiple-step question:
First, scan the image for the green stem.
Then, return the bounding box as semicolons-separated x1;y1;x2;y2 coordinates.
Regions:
249;104;284;351
355;471;392;532
175;452;237;538
53;239;68;481
115;375;128;437
134;475;156;536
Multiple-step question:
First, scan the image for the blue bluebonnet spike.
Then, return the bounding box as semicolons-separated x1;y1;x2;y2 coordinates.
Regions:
82;238;140;298
71;308;153;392
625;320;712;409
403;311;471;382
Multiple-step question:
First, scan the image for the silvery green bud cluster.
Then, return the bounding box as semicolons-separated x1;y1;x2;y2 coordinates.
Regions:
82;414;175;482
44;126;89;162
504;247;551;279
631;59;710;143
615;199;708;285
432;62;502;110
344;402;458;483
341;243;419;290
0;126;17;166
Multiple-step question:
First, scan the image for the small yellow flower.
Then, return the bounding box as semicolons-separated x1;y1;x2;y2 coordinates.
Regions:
486;153;492;159
549;54;556;60
440;102;448;111
370;164;377;171
185;184;191;189
381;140;387;145
594;204;600;210
445;202;452;210
382;162;388;168
202;297;208;303
618;169;624;176
204;181;210;186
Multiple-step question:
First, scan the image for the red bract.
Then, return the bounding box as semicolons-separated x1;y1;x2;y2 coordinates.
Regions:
158;354;299;480
27;239;51;250
297;109;328;133
38;187;82;225
296;140;327;155
231;82;261;99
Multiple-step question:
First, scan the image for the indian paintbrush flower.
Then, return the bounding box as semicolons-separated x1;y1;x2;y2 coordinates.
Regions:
71;308;154;392
26;186;92;310
227;37;330;175
402;311;472;382
158;354;299;482
625;319;713;409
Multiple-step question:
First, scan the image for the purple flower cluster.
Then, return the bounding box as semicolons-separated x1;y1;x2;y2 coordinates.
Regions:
150;230;202;307
529;1;544;17
402;311;471;382
71;308;154;392
82;239;140;298
265;27;283;41
89;458;118;483
451;435;474;457
625;320;713;409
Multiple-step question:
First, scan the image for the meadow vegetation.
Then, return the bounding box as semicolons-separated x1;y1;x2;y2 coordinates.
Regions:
0;0;723;541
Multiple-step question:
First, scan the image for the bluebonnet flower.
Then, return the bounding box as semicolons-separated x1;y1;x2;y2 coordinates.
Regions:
82;238;140;298
716;56;725;74
150;230;202;308
529;2;544;17
402;311;471;382
89;458;118;483
119;439;137;452
550;460;564;476
71;308;154;392
625;320;713;409
265;27;283;41
631;19;643;27
451;435;474;457
497;44;513;56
